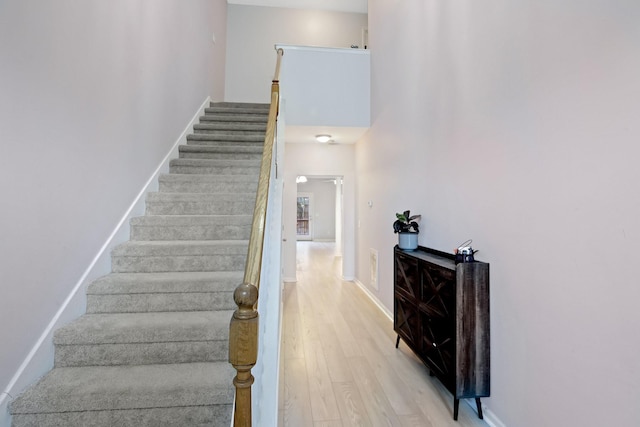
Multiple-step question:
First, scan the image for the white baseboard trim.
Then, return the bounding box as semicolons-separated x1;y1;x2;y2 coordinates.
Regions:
481;406;507;427
0;97;211;425
352;278;392;321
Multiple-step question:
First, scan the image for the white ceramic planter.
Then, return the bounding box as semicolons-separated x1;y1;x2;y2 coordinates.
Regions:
398;232;419;251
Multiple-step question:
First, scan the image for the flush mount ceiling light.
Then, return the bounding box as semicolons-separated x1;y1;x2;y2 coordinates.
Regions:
296;176;308;184
315;134;332;143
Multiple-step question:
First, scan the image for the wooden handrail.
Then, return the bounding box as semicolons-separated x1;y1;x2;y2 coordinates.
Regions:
229;47;283;427
273;47;284;82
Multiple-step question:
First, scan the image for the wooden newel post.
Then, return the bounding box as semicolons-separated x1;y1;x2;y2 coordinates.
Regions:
229;282;259;427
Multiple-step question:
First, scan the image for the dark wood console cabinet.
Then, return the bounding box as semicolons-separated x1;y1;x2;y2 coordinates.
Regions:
393;245;490;420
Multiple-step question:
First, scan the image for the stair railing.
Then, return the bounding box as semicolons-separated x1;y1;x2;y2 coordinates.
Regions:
229;47;284;427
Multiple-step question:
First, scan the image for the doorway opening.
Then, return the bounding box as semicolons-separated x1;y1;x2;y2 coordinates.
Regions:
296;193;312;241
295;175;343;256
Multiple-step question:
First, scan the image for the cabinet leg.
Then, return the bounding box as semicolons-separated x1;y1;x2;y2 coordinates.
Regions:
395;334;400;348
475;398;483;419
453;398;459;421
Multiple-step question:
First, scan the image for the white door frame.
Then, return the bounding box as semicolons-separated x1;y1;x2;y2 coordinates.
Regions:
283;173;354;282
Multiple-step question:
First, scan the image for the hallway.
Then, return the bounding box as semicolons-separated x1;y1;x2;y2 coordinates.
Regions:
278;242;489;427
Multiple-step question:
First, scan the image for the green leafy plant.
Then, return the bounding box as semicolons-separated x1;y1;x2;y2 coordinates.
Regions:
393;210;421;233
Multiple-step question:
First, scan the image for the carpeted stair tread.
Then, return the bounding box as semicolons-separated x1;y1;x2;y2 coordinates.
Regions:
169;158;261;175
146;192;257;201
178;144;263;160
54;311;233;345
193;123;266;133
52;311;234;366
112;240;248;257
169;158;261;167
88;272;242;295
187;132;264;147
205;107;270;116
199;114;268;123
179;144;263;155
86;272;239;313
131;214;253;226
130;215;252;241
186;133;264;143
10;362;234;414
209;102;269;110
111;240;248;273
145;193;256;215
158;174;259;193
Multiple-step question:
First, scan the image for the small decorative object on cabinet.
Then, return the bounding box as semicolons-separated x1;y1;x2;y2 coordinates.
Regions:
393;245;490;420
393;210;421;251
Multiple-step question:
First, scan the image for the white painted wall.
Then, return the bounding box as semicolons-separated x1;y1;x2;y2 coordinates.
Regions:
0;0;227;419
225;5;367;103
297;179;337;241
283;143;355;282
278;45;370;128
358;1;640;426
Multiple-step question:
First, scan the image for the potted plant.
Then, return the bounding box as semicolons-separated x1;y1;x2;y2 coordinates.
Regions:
393;210;421;251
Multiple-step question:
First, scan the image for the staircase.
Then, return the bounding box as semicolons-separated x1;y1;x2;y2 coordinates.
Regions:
9;102;269;427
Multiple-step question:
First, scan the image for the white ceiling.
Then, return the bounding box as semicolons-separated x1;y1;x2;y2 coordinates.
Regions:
227;0;367;14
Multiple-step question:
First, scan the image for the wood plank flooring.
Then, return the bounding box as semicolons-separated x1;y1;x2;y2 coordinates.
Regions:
278;242;490;427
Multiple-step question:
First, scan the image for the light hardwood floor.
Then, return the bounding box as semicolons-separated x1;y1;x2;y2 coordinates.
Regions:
278;242;490;427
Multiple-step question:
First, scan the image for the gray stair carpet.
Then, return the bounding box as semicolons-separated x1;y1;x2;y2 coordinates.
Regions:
10;102;268;427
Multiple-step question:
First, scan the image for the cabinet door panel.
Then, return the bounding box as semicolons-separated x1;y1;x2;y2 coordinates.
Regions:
394;293;421;350
421;313;455;388
395;252;420;300
421;263;455;319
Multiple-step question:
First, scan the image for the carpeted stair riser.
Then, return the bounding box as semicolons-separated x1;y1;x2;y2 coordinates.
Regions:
86;272;240;313
158;174;258;193
169;158;261;175
53;311;231;367
145;193;256;215
130;215;252;241
10;363;233;427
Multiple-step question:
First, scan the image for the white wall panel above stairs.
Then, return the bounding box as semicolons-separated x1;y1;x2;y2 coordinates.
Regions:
278;44;370;129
